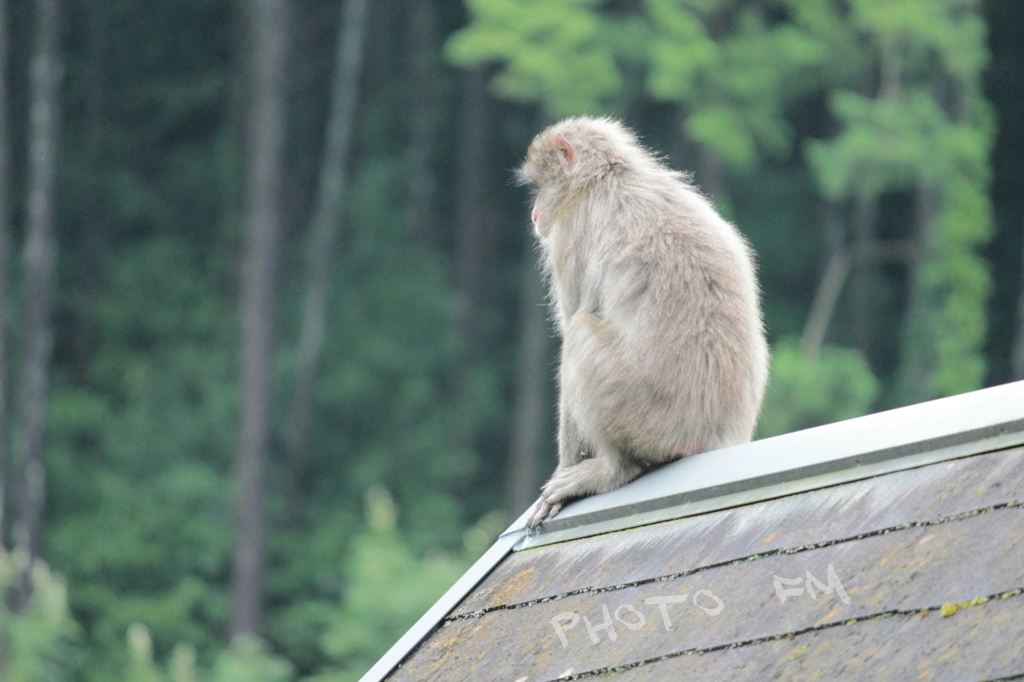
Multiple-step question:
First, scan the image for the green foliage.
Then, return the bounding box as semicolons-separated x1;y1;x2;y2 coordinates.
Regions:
0;552;79;682
46;237;236;675
43;5;493;678
123;624;168;682
312;487;504;682
119;627;297;682
445;0;874;183
299;156;483;549
807;88;992;198
646;0;840;168
208;636;294;682
804;0;995;403
759;339;880;438
446;0;625;116
899;173;994;400
0;485;504;682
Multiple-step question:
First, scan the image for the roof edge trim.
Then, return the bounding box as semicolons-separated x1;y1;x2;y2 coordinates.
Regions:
517;380;1024;548
359;516;529;682
519;428;1023;549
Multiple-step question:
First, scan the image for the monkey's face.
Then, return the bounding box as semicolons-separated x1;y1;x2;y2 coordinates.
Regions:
518;137;552;238
519;129;579;239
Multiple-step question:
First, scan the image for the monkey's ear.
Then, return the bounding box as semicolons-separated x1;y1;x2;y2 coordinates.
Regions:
553;133;577;168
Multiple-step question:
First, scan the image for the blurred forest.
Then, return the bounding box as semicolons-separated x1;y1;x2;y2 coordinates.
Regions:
0;0;1020;679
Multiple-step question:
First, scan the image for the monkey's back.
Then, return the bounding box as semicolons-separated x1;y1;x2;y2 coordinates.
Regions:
587;169;768;457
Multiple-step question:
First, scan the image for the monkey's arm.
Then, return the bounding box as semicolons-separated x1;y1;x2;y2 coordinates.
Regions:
526;342;596;529
557;356;592;468
527;313;645;528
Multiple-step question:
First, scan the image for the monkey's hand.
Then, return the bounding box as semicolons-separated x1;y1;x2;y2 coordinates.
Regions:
526;496;563;529
525;462;603;528
527;456;644;529
524;463;596;529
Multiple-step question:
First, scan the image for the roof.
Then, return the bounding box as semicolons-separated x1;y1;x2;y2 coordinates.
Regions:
363;380;1024;682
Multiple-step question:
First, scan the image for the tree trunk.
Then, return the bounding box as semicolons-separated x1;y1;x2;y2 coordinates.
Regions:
896;183;943;404
823;200;844;269
1015;229;1024;381
850;194;877;354
0;0;9;551
799;200;846;357
69;0;107;383
454;67;491;359
508;241;553;516
230;0;289;638
14;0;61;570
406;0;435;243
801;248;851;359
803;239;916;360
285;0;370;516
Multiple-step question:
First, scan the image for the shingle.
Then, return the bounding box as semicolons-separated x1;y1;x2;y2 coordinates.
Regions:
368;382;1024;682
456;446;1024;617
606;594;1024;682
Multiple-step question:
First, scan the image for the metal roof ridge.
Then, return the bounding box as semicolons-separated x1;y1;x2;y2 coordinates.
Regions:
519;379;1024;547
361;379;1024;682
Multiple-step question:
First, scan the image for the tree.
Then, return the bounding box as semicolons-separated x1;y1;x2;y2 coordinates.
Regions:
285;0;371;515
1016;231;1024;378
982;0;1024;385
644;0;844;173
231;0;290;637
0;0;10;552
446;0;624;118
14;0;62;575
314;486;502;681
0;551;78;680
453;68;492;358
807;0;995;403
759;338;878;438
406;0;438;243
506;242;552;515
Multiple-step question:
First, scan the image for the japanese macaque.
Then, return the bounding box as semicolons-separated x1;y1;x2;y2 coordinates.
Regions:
520;117;768;529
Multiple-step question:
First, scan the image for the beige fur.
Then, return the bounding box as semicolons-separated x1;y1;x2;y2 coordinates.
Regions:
520;117;769;528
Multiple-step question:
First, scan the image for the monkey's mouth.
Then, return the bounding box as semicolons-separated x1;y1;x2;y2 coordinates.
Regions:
531;201;551;239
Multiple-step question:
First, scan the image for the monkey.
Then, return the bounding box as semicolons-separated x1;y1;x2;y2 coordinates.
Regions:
519;117;769;529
